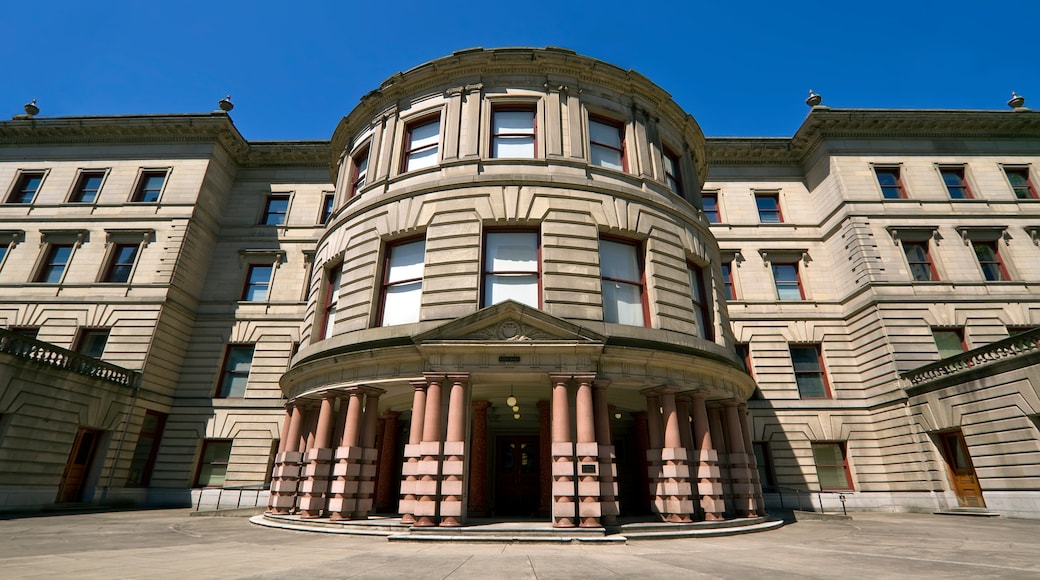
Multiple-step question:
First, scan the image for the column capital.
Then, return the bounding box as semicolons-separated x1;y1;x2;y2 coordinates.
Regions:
548;374;573;386
409;379;430;391
691;391;708;400
446;373;470;385
423;373;447;384
472;400;492;411
640;385;679;396
722;398;740;408
571;373;597;384
592;379;612;390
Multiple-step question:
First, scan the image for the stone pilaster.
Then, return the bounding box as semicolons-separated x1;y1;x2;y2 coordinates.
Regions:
691;393;723;520
399;380;427;524
550;374;576;528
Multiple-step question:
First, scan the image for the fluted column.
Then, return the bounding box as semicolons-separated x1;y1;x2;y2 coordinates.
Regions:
268;403;305;514
399;381;428;524
550;374;576;528
467;401;491;517
691;393;723;520
738;403;765;516
375;411;401;512
440;374;469;526
592;380;618;526
725;401;755;517
415;374;445;527
298;396;337;518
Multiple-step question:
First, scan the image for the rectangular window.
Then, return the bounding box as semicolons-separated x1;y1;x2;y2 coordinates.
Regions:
131;170;167;203
902;242;936;282
772;262;803;300
70;171;105;203
350;148;369;197
721;261;735;300
381;239;426;326
756;192;782;223
875;166;906;199
702;192;720;223
242;264;273;302
261;195;290;226
403;116;440;172
7;171;45;204
492;107;536;159
972;241;1008;281
752;442;776;489
319;264;341;340
74;329;110;359
483;231;539;308
791;345;829;398
589;117;625;171
126;410;166;487
599;238;645;326
736;342;752;377
1005;167;1038;200
195;439;233;487
103;244;140;283
320;193;335;225
940;167;972;199
217;345;254;398
689;264;713;340
932;328;966;359
812;442;853;490
662;148;683;195
35;244;73;283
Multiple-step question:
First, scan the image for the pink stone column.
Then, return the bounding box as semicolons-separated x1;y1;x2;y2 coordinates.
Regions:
298;396;336;518
691;393;723;520
440;374;469;527
676;397;694;452
467;401;491;517
738;403;765;516
399;381;427;524
268;404;305;514
574;375;601;528
415;375;445;527
550;374;576;528
708;405;731;517
375;411;400;513
592;380;618;526
352;390;382;519
656;389;694;523
725;401;755;517
329;391;364;521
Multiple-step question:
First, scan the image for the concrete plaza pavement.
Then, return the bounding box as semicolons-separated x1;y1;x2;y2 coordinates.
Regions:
0;509;1038;579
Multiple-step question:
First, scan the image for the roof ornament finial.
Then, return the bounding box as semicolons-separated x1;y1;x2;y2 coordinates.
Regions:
806;89;822;107
1008;91;1026;109
218;95;234;112
23;99;39;117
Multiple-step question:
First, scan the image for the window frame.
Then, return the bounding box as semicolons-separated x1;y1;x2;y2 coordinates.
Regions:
349;145;370;198
752;441;777;490
68;169;108;204
101;242;141;284
755;191;783;223
598;236;648;327
481;228;541;309
688;262;714;340
130;169;168;203
378;237;427;327
73;328;110;359
33;242;76;284
318;261;342;340
790;344;831;399
702;191;720;224
720;260;736;300
811;441;854;491
401;114;441;174
194;438;233;488
490;105;537;160
1003;166;1038;200
971;239;1009;282
939;166;973;200
662;146;684;196
126;410;167;488
319;192;335;225
6;170;47;204
241;263;274;302
874;165;907;199
771;261;804;301
260;194;291;226
902;240;938;282
932;327;966;359
588;115;627;172
215;344;255;398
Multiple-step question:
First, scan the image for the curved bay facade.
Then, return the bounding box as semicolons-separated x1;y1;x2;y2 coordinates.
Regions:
2;47;1040;523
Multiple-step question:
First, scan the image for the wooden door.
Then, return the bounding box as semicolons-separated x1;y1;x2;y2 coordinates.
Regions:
494;435;540;517
938;430;985;508
57;428;101;503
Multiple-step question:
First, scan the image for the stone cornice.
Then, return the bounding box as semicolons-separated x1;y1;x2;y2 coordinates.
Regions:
0;113;331;168
707;108;1040;167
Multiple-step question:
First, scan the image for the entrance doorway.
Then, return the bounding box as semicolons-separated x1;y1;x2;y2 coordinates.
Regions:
56;428;102;503
937;430;985;508
494;435;540;517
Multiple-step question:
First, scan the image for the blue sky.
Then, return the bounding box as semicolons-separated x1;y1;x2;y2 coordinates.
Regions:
4;1;1038;141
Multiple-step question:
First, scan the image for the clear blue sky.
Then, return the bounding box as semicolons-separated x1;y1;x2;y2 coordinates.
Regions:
4;1;1038;141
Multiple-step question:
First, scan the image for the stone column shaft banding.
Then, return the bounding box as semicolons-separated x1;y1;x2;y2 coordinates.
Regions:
574;375;601;528
268;404;305;514
550;375;576;528
298;396;336;518
439;374;469;527
399;381;428;524
738;403;765;516
691;393;723;521
415;375;445;527
725;401;755;518
646;388;694;523
592;381;618;526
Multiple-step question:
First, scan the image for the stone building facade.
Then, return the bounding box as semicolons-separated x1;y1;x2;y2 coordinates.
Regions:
0;47;1038;522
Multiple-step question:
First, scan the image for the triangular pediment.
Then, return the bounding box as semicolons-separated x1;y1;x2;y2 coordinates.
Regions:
413;301;605;343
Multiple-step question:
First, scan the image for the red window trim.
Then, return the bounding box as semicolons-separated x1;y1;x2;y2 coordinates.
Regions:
7;171;46;204
772;261;805;300
317;261;342;339
940;166;973;199
102;243;139;283
903;241;938;282
663;146;683;196
377;235;425;327
702;192;721;223
131;169;168;203
811;441;854;491
589;114;627;173
193;438;233;488
721;261;736;300
214;344;255;398
599;234;649;327
791;343;831;399
972;240;1009;282
874;166;907;199
241;263;273;301
349;145;370;198
687;261;714;341
400;113;441;174
491;105;538;159
481;227;541;309
1004;167;1038;200
755;192;783;223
